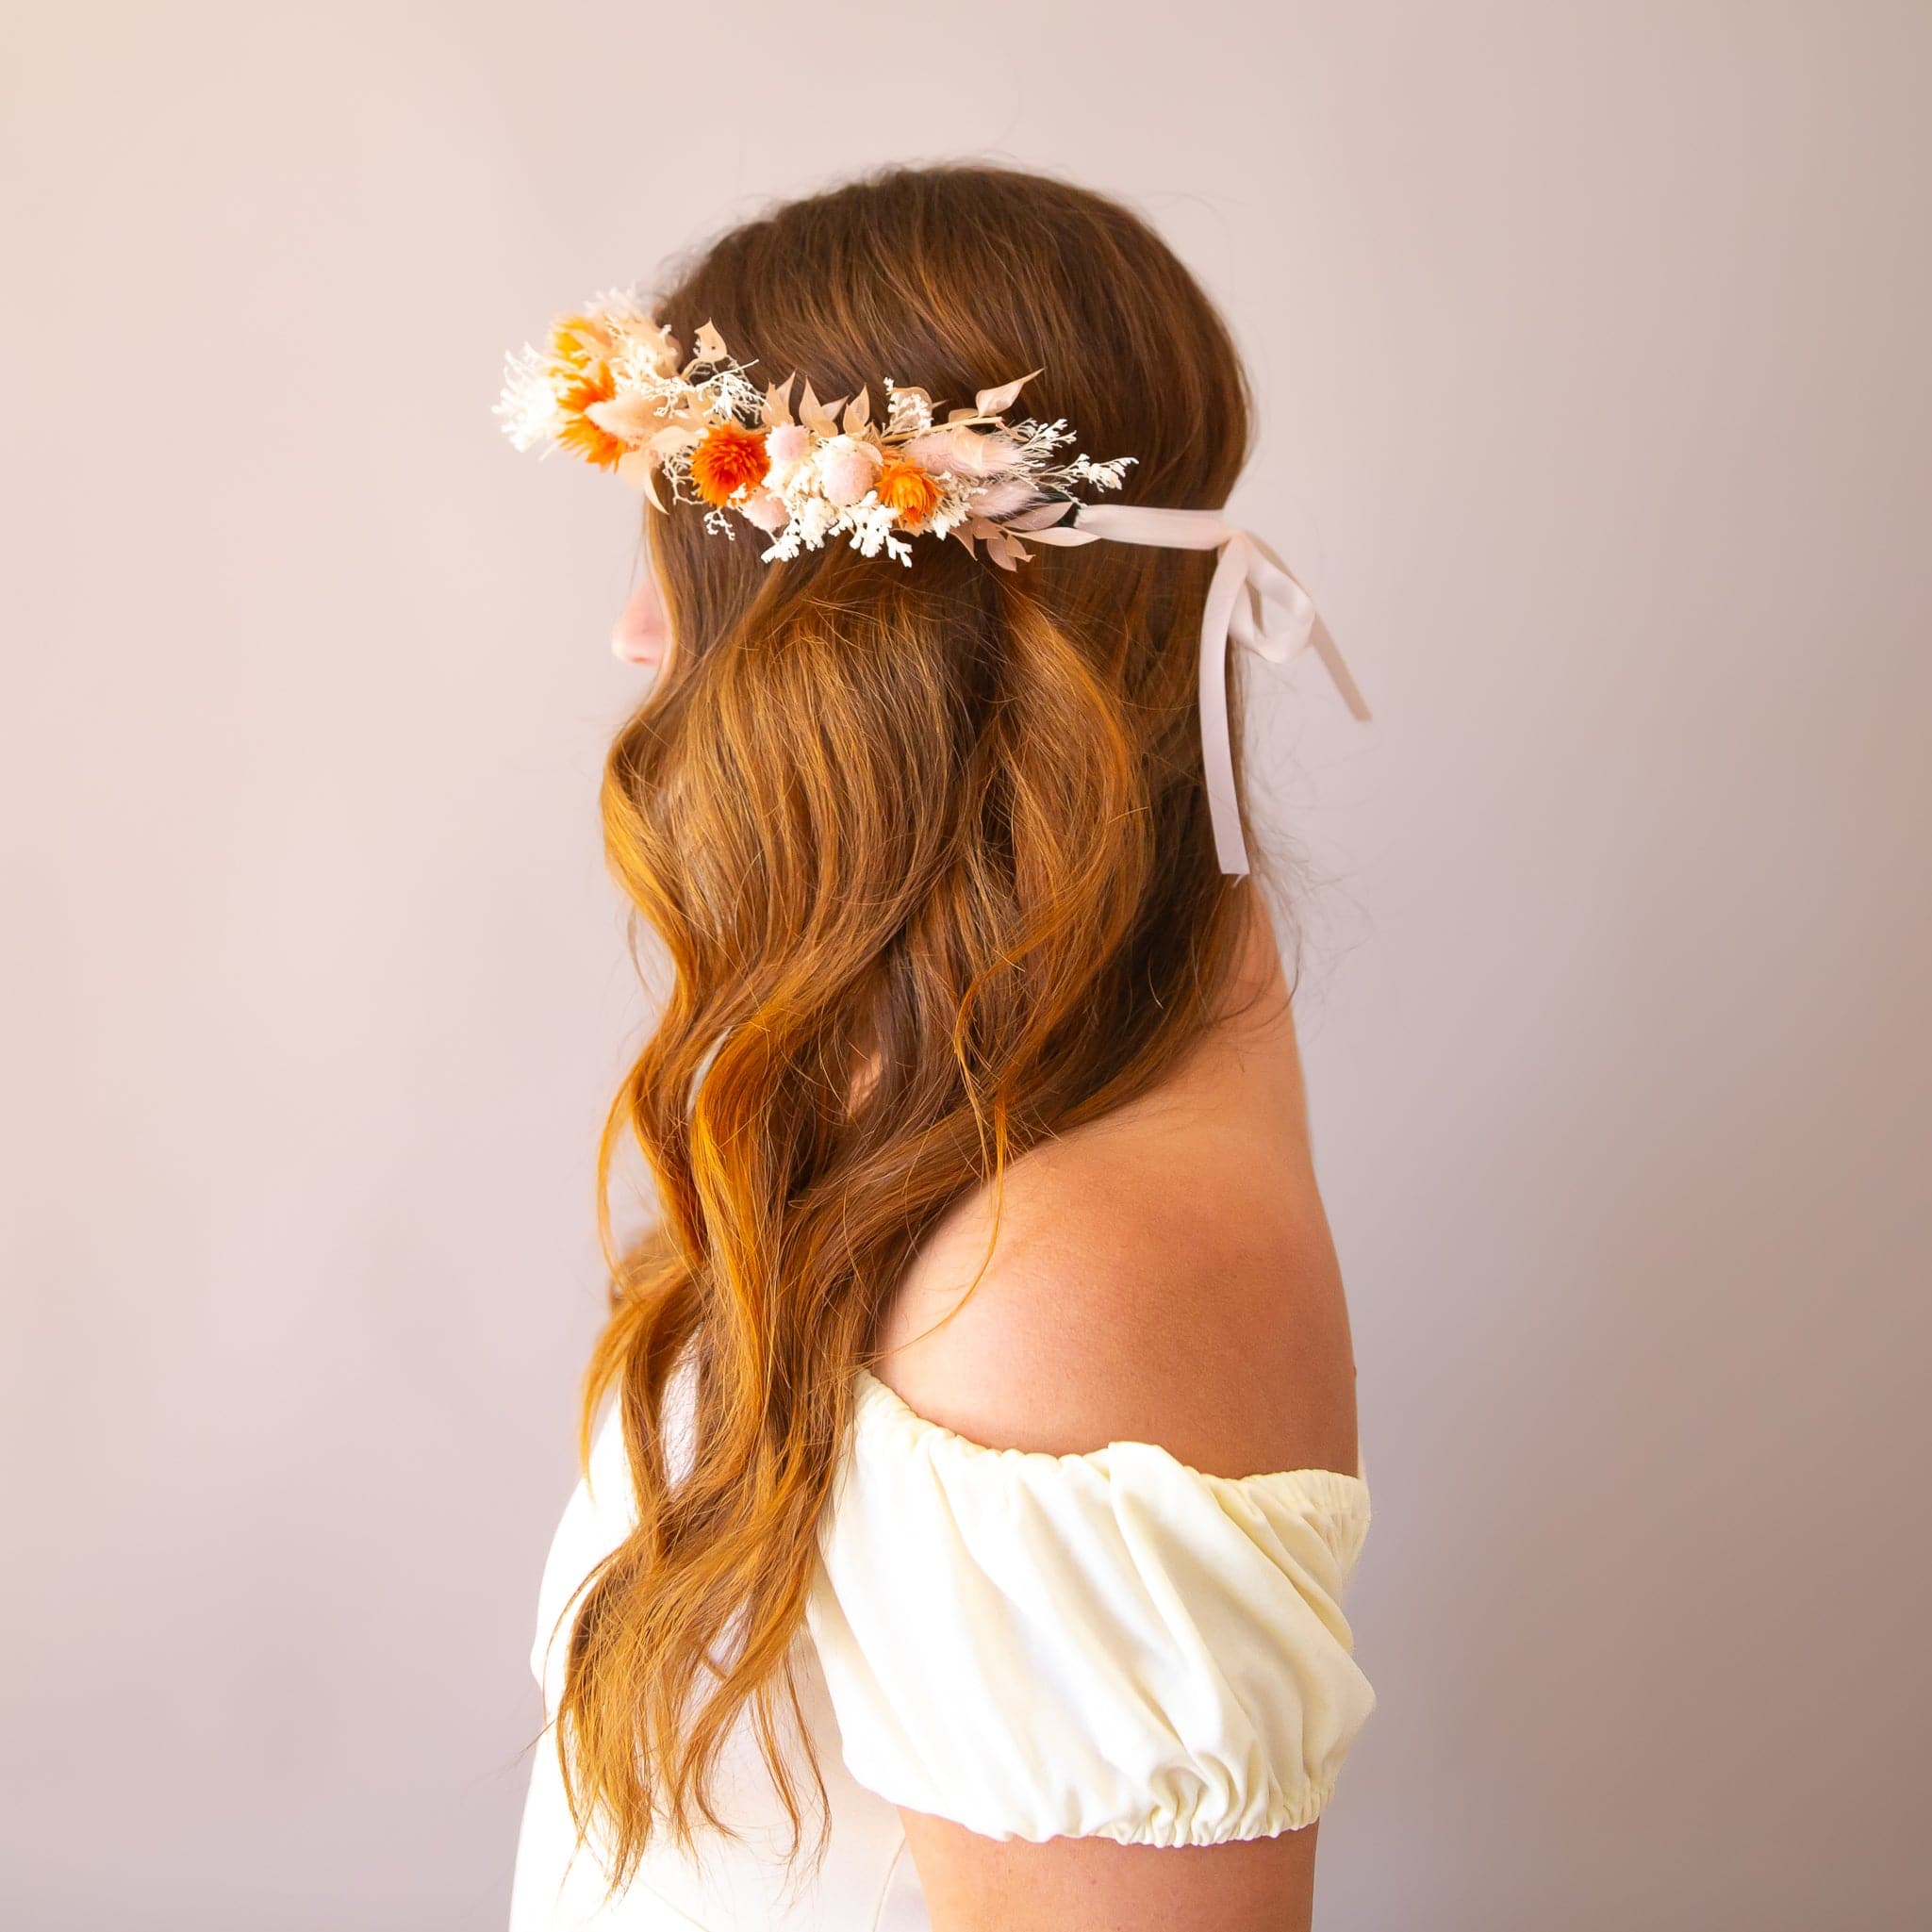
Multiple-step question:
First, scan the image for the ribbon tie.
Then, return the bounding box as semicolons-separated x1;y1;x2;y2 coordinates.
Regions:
1016;503;1372;875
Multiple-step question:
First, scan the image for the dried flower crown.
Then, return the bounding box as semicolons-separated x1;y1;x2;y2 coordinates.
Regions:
496;289;1136;569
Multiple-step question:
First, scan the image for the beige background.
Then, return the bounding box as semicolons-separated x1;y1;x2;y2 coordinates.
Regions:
5;2;1928;1925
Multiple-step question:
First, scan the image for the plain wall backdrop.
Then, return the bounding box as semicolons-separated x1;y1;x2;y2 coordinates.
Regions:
4;2;1927;1926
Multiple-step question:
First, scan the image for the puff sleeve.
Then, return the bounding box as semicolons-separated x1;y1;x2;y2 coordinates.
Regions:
803;1368;1376;1849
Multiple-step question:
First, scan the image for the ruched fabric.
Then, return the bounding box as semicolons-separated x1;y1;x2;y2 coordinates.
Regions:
805;1367;1376;1849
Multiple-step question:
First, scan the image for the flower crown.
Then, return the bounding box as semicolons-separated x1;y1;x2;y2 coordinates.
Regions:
496;289;1136;569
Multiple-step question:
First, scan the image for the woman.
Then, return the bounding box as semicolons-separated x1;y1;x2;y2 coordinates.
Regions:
502;162;1374;1932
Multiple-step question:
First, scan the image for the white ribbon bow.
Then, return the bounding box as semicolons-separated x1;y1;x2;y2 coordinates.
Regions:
1016;504;1372;875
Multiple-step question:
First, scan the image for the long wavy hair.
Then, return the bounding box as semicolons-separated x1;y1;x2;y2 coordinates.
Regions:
555;161;1278;1888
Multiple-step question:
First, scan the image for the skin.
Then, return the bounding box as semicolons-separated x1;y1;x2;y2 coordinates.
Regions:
611;553;674;677
618;563;1360;1931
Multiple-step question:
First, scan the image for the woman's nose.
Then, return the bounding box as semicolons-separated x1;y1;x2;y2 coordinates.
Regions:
612;570;671;669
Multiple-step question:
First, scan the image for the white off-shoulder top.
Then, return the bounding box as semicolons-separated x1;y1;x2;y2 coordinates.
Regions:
509;1358;1373;1931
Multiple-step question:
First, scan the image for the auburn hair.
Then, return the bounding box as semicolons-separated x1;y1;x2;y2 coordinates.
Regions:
556;161;1279;1889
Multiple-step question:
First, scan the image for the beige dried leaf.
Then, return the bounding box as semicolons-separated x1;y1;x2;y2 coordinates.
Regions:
762;375;797;428
617;450;663;507
799;383;840;438
1005;500;1077;533
693;320;730;365
974;371;1041;416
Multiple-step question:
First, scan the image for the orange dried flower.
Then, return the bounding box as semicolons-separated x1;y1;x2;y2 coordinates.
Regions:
548;312;619;375
875;457;944;530
689;422;770;506
553;369;627;470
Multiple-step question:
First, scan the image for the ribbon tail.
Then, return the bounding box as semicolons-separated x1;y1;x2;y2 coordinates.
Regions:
1308;610;1372;721
1199;537;1253;876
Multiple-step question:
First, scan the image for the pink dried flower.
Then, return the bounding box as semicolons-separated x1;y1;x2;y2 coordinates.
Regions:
766;423;810;465
738;489;790;533
968;478;1038;521
906;427;1020;476
818;436;883;506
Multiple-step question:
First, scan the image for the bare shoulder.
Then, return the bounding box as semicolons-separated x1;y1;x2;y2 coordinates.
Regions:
871;1011;1361;1481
